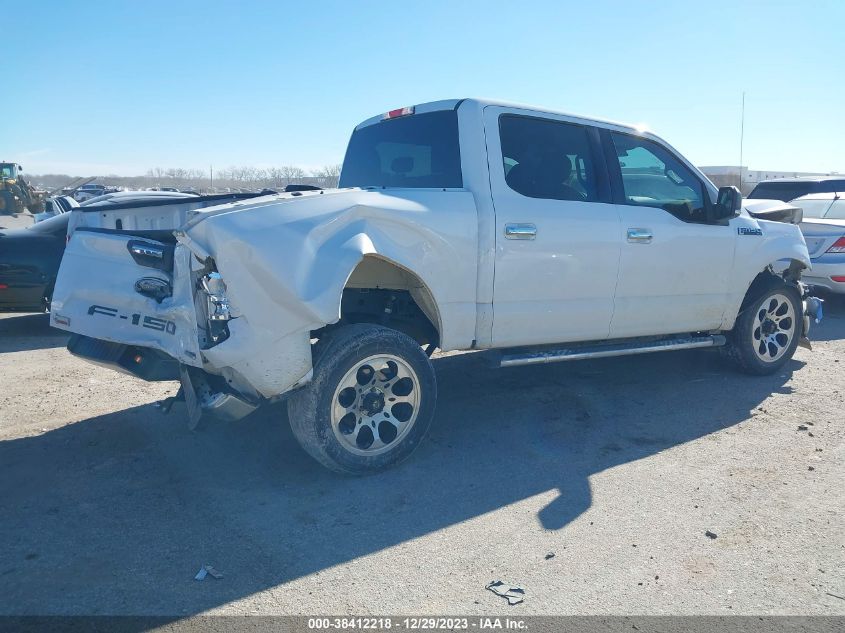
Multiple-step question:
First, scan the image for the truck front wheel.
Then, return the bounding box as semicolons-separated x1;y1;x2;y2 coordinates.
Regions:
287;324;437;474
725;278;802;375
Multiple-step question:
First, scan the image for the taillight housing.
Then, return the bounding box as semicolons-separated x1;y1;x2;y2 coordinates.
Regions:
827;237;845;253
382;106;414;120
200;271;231;346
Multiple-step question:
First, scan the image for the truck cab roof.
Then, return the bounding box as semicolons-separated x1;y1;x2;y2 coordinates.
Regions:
345;98;702;195
357;98;649;136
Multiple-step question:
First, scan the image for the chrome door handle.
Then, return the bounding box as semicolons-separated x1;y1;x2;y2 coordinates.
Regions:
627;228;653;243
505;223;537;240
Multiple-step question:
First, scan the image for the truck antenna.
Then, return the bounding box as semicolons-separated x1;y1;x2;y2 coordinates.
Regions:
739;91;746;191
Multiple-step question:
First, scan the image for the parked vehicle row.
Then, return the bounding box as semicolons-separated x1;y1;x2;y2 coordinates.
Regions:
73;183;116;202
49;98;819;474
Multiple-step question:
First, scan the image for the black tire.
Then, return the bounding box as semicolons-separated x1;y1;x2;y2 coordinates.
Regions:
287;324;437;475
0;191;14;215
725;276;803;375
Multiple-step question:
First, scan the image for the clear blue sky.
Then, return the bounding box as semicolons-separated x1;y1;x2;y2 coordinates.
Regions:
5;0;844;176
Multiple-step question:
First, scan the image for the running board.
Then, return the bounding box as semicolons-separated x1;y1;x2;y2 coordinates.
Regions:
497;334;726;368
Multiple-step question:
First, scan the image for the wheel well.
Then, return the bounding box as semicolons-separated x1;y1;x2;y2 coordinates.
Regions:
313;256;441;348
741;264;801;312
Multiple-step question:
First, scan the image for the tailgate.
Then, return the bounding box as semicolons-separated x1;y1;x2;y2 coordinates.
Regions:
50;229;202;366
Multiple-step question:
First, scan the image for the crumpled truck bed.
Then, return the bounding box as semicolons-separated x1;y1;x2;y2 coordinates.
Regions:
53;188;479;400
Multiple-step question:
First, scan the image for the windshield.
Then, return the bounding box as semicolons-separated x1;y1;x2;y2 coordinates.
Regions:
339;110;462;189
1;164;16;179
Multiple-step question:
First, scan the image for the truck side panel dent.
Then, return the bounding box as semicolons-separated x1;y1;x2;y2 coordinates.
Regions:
184;189;478;398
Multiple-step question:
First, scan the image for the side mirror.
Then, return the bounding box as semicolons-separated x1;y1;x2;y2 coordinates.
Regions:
714;186;742;220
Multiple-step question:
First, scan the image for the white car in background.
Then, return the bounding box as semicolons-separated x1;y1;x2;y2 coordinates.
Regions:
33;195;79;222
793;192;845;293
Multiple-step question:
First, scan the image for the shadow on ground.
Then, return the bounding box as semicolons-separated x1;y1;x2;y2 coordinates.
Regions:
0;341;814;617
0;313;67;352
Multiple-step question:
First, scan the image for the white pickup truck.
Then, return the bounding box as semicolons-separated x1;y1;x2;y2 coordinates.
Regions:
51;98;817;474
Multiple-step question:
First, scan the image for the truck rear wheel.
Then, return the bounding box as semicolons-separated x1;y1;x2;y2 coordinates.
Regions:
287;324;437;474
725;277;802;375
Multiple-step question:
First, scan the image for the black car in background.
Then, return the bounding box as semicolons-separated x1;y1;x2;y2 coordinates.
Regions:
0;213;68;311
0;191;204;312
748;176;845;202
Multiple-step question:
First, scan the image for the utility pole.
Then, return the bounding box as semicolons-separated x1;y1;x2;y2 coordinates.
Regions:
739;91;746;191
210;165;214;192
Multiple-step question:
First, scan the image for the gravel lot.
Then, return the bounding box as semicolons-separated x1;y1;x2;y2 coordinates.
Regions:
0;213;843;616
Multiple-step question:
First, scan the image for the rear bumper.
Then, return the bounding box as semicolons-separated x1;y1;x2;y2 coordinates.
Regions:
803;259;845;294
70;334;259;421
67;334;180;381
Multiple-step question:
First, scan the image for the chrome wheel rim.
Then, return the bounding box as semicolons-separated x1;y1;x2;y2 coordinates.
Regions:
752;293;796;363
330;354;421;456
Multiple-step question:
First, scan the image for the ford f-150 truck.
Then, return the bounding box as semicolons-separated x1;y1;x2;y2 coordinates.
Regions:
50;98;816;474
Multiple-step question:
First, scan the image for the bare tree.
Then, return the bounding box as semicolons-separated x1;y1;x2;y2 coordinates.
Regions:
32;161;340;193
280;165;307;182
311;164;342;188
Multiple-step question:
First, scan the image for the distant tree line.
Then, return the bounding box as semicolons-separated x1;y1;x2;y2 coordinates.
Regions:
32;164;342;193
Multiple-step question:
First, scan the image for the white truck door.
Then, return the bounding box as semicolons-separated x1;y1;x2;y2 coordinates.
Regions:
484;107;622;348
602;130;736;338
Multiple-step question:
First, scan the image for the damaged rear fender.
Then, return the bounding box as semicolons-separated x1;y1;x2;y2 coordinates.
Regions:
180;190;478;398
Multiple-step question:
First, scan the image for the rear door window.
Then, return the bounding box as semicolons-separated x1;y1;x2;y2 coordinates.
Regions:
498;115;599;202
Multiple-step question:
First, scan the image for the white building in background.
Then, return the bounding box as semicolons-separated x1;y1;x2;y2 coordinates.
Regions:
700;166;842;195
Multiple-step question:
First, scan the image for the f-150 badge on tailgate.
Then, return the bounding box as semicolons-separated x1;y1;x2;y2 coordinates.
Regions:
87;304;176;335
